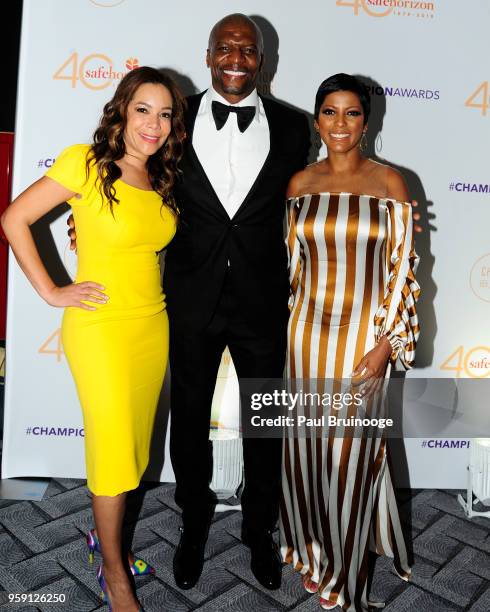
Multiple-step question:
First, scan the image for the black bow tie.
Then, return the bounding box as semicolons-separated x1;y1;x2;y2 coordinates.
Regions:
211;100;256;133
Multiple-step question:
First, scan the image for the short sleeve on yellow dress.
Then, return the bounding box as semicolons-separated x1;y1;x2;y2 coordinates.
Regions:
45;144;94;204
54;144;177;497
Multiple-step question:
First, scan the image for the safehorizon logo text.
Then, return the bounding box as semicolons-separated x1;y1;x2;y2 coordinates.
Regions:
366;0;434;10
336;0;436;18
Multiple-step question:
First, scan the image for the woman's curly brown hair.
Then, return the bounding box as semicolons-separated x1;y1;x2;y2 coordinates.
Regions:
87;66;186;215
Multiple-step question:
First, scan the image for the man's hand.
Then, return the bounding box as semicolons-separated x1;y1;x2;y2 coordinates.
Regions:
412;200;422;234
67;214;77;250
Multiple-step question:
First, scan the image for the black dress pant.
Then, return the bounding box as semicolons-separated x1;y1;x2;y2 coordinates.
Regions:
169;272;287;535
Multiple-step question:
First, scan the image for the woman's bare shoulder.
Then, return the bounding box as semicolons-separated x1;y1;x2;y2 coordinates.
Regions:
286;163;324;198
385;166;410;202
366;159;410;202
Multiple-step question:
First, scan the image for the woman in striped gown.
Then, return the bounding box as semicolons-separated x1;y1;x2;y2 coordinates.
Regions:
280;74;420;611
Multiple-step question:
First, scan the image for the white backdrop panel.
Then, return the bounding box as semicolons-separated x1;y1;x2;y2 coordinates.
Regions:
3;0;490;488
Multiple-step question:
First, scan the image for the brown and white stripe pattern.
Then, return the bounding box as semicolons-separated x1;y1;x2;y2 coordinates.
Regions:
281;193;420;611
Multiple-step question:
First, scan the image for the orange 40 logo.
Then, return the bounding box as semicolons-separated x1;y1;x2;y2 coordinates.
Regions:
465;82;490;116
53;52;139;90
441;346;490;378
39;329;64;362
336;0;393;16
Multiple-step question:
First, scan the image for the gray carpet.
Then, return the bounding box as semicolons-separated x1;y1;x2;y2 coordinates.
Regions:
0;481;489;611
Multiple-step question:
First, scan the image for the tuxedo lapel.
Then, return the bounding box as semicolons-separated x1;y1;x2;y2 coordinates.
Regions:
184;91;203;140
181;92;283;222
181;91;230;220
232;95;281;220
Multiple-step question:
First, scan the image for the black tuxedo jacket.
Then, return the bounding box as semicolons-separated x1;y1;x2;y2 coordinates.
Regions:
163;91;310;332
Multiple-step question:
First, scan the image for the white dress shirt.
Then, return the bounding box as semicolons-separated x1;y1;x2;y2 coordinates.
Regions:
192;87;270;219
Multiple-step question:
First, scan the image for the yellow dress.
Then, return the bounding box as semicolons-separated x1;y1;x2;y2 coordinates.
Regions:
46;144;176;496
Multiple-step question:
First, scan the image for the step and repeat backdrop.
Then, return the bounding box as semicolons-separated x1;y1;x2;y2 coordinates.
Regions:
2;0;489;487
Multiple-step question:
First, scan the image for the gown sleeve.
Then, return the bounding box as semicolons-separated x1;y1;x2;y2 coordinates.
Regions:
286;197;302;305
374;200;421;369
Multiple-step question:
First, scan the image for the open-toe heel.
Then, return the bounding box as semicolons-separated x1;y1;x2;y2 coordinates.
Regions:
319;596;337;610
302;574;319;593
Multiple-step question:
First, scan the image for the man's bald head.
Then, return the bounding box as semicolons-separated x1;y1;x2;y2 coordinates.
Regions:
206;13;264;104
208;13;264;54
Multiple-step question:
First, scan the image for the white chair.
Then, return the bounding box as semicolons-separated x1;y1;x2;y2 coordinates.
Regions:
209;348;243;512
210;428;243;512
458;438;490;519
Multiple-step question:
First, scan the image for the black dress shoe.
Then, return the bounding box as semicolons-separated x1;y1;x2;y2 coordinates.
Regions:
242;529;282;590
173;527;206;590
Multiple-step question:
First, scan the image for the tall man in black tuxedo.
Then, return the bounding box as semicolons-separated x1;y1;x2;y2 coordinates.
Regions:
164;14;310;590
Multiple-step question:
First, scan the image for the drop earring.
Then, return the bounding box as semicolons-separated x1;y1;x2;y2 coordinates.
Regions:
359;132;368;152
314;127;322;149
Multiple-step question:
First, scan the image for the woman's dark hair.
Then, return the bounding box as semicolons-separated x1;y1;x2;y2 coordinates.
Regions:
87;66;186;215
314;73;370;125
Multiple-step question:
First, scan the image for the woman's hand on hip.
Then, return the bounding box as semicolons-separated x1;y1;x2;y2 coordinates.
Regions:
44;282;108;311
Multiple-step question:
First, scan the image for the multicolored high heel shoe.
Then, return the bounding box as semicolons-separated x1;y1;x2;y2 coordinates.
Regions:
96;565;144;612
87;529;155;576
96;566;113;611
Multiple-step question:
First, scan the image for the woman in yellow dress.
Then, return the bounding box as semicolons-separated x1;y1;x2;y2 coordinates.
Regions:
1;67;185;611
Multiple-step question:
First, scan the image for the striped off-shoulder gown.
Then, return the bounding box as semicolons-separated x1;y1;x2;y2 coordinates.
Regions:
280;193;420;611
